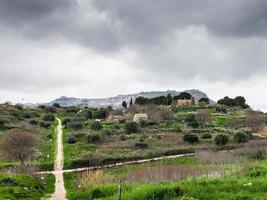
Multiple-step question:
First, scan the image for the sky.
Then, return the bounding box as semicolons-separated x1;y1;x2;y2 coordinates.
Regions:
0;0;267;111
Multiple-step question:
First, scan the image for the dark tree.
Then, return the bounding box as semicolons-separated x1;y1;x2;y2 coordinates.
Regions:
135;97;149;105
2;130;38;165
214;134;229;146
122;101;127;108
42;114;55;122
129;98;133;106
84;110;93;119
125;122;138;134
199;98;210;104
183;133;199;144
185;114;199;128
150;96;168;105
173;92;192;100
91;121;103;131
52;103;60;108
93;108;109;119
167;93;173;105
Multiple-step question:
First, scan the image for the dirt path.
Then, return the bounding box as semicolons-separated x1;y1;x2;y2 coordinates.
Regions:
49;118;67;200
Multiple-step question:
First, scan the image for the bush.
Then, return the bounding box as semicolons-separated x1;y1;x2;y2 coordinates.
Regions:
214;134;229;146
67;135;77;144
62;118;71;126
66;121;84;130
185;114;199;128
125;122;138;134
91;121;103;131
120;134;127;141
102;129;113;136
201;133;212;139
93;108;109;119
39;121;51;129
87;133;102;144
29;120;39;125
42;114;55;122
38;104;46;109
45;106;56;113
52;103;60;108
234;132;249;143
183;133;199;144
66;106;80;113
14;104;23;110
135;142;149;149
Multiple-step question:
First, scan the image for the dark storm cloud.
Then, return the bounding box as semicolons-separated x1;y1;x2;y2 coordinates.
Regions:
1;0;267;51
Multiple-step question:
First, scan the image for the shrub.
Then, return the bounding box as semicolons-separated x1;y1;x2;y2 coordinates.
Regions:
39;121;51;129
67;135;77;144
183;133;199;144
66;121;84;130
91;121;103;131
87;133;102;144
120;134;127;141
52;103;60;108
125;122;138;134
185;114;199;128
201;133;212;139
14;104;23;110
45;106;56;113
214;134;229;146
42;114;55;122
234;132;249;143
93;108;109;119
0;119;8;129
66;106;80;113
29;120;38;125
102;129;113;136
135;142;148;149
38;104;46;109
62;118;71;126
84;110;93;119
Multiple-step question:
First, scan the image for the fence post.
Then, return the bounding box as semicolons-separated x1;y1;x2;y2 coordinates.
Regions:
118;180;122;200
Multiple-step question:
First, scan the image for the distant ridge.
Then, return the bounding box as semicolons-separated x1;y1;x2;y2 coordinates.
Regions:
49;89;212;108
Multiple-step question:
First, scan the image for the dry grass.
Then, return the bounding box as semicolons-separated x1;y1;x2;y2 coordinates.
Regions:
235;140;267;160
197;150;240;165
123;165;222;183
78;170;112;189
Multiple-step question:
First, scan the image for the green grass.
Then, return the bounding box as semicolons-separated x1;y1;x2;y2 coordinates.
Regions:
0;173;55;200
64;167;267;200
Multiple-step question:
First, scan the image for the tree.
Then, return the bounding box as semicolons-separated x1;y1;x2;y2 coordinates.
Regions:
183;133;199;144
198;97;210;104
2;130;38;165
52;103;60;108
214;134;229;146
173;92;192;100
135;96;149;105
42;114;55;122
129;98;133;107
91;121;103;131
167;93;173;105
93;108;109;119
185;114;199;128
195;110;211;128
246;110;265;133
122;101;127;108
218;96;249;108
84;110;93;119
150;96;168;105
233;132;249;143
125;122;138;134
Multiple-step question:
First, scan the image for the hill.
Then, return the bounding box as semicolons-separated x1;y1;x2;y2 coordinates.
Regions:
50;89;210;108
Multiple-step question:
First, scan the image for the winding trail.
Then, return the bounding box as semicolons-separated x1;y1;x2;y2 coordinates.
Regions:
49;118;67;200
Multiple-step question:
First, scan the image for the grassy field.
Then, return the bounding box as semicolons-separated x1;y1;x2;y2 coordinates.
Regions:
0;173;55;200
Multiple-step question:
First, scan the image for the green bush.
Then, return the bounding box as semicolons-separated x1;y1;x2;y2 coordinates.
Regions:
52;103;60;108
91;121;103;131
66;121;84;130
102;129;113;136
87;133;103;144
125;122;138;134
234;132;249;143
62;118;71;126
201;133;212;139
135;142;149;149
42;114;55;122
67;135;77;144
183;133;199;144
185;114;199;128
214;134;229;146
29;119;39;125
39;121;51;129
45;106;56;113
120;134;127;141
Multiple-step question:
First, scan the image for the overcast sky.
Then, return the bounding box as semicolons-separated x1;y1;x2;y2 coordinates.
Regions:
0;0;267;111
